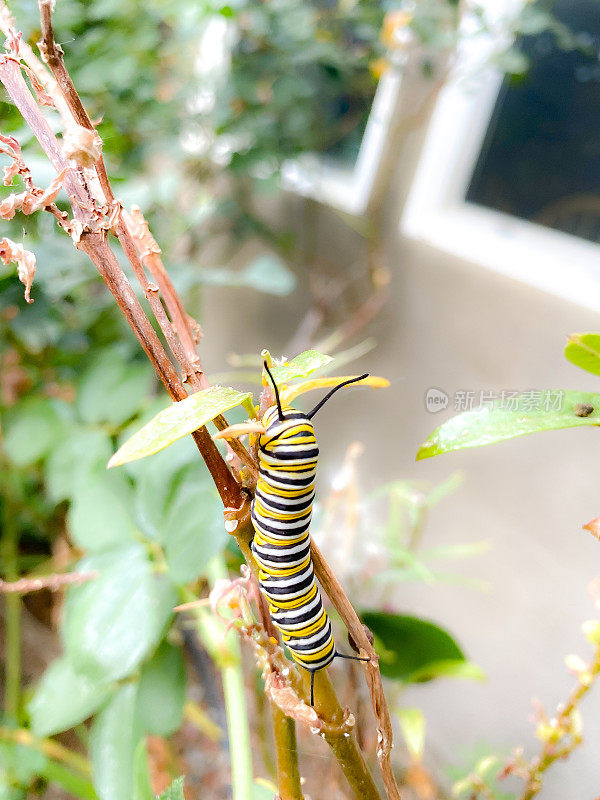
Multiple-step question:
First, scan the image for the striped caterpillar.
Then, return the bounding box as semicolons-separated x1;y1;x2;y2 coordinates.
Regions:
220;362;370;705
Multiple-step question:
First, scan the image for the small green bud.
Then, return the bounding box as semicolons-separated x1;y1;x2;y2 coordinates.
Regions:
535;720;561;744
475;756;500;777
567;709;583;738
451;777;472;797
581;620;600;645
565;654;588;675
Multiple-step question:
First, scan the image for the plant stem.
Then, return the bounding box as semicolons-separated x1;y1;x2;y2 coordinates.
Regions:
0;726;92;775
230;515;383;800
518;641;600;800
305;669;382;800
309;540;401;800
184;700;223;742
2;484;21;721
221;649;254;800
271;705;303;800
254;684;276;780
190;559;255;800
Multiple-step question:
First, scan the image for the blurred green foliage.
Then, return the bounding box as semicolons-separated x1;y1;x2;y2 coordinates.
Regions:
211;0;384;172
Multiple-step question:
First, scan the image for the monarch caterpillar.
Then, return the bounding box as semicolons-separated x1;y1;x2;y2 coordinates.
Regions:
249;362;370;705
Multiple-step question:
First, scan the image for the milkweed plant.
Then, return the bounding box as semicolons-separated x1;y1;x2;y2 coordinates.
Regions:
1;1;598;800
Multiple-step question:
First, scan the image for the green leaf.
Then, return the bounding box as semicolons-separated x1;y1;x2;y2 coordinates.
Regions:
396;707;425;761
63;544;176;682
90;684;141;800
409;659;485;682
108;386;252;467
136;641;185;737
252;780;278;799
132;740;154;800
565;333;600;377
40;760;98;800
67;473;137;552
162;472;226;585
0;739;47;784
28;655;113;737
417;390;600;460
45;428;113;503
361;611;471;683
268;350;332;383
133;464;178;542
421;541;491;560
424;472;464;507
2;398;70;467
134;463;227;583
119;402;199;483
240;253;296;295
158;777;185;800
77;349;153;426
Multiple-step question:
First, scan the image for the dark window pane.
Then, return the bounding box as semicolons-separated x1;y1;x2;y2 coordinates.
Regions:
466;0;600;243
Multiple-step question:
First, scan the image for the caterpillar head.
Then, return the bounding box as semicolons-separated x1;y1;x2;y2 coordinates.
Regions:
263;361;369;423
213;362;368;445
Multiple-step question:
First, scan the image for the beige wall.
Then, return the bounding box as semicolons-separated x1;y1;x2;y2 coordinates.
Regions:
201;107;600;795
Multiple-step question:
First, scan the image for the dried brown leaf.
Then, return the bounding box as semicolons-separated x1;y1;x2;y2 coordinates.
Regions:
21;62;55;107
126;205;162;256
3;160;19;185
62;123;102;168
0;191;27;220
0;237;36;302
26;167;65;210
67;218;84;243
584;517;600;540
0;170;65;219
0;133;28;187
264;671;320;728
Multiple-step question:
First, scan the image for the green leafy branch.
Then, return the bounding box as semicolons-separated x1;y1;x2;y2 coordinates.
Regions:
418;333;600;461
420;332;600;797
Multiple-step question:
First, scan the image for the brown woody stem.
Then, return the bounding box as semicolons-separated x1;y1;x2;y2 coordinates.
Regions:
305;669;381;800
76;232;242;507
310;539;401;800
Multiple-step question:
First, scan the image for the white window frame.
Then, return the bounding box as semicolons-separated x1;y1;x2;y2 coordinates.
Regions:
281;64;406;217
401;2;600;312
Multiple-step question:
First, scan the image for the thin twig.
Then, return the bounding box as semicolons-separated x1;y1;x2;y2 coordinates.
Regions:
120;207;201;368
0;726;91;776
37;5;257;483
118;210;257;478
2;484;20;720
76;232;242;508
29;6;257;482
38;0;114;204
310;539;402;800
516;636;600;800
0;571;97;593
